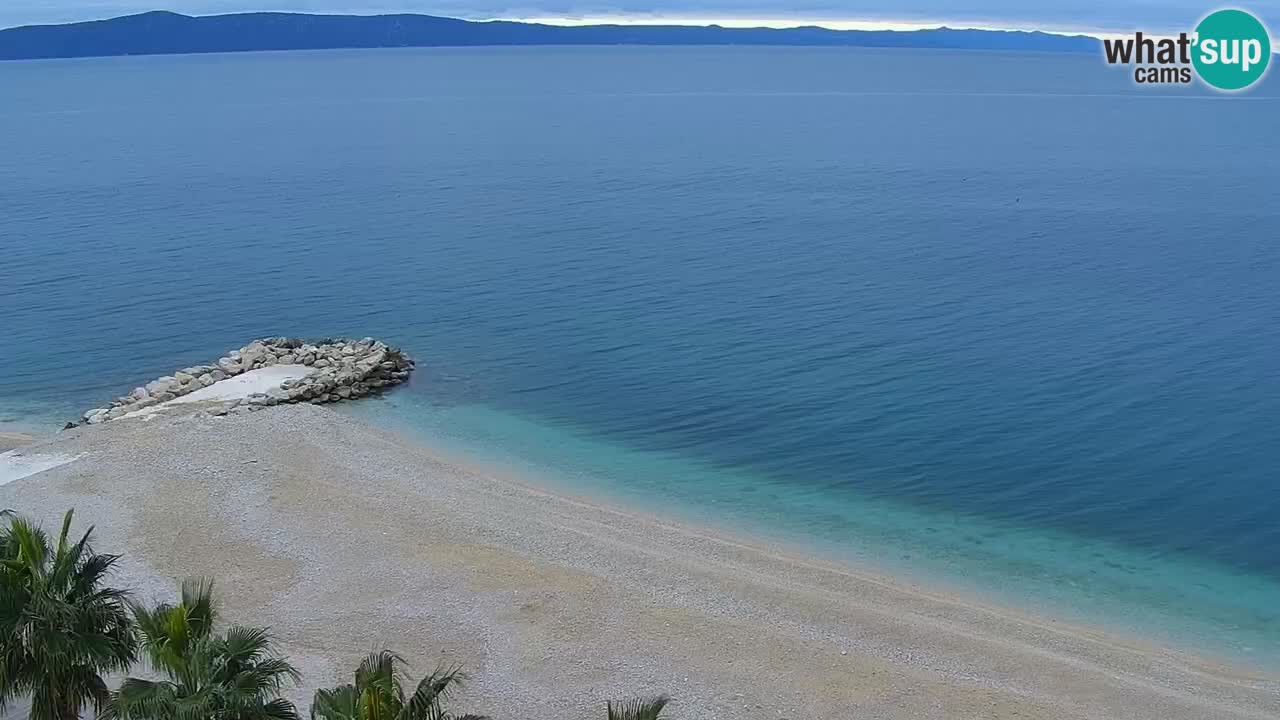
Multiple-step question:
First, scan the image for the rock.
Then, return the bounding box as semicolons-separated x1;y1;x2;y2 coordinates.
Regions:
240;343;267;365
145;378;174;395
63;422;78;430
78;336;414;424
210;406;229;416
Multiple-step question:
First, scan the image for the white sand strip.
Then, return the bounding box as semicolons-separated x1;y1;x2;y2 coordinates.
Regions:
121;365;313;421
0;449;80;487
167;365;312;404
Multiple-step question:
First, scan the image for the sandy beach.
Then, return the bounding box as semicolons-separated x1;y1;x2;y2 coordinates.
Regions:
0;404;1275;720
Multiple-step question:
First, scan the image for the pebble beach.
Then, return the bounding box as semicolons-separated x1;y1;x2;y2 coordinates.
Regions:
0;403;1275;720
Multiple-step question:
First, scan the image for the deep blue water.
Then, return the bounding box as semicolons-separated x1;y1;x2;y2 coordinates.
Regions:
3;46;1279;664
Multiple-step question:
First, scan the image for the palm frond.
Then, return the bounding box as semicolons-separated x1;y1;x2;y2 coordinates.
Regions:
6;516;50;577
358;685;396;720
259;696;303;720
606;695;672;720
401;664;467;720
250;657;304;686
313;651;487;720
71;551;122;598
130;600;178;666
131;578;219;674
223;625;274;662
355;650;404;693
179;577;217;634
311;685;359;720
109;677;177;720
54;509;75;559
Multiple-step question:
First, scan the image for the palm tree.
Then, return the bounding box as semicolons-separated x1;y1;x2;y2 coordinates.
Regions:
0;509;137;720
606;696;671;720
310;650;485;720
107;578;300;720
129;577;216;671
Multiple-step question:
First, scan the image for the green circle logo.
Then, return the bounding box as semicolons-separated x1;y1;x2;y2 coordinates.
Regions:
1192;9;1271;91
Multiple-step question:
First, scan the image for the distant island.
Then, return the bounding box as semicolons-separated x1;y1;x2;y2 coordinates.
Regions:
0;10;1101;61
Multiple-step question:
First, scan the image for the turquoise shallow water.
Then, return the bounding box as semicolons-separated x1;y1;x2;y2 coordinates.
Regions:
344;395;1280;666
2;46;1279;665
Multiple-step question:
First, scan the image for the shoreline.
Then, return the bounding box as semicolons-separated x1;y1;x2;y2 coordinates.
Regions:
411;436;1268;675
0;431;37;452
388;448;1256;668
0;403;1275;718
344;397;1280;672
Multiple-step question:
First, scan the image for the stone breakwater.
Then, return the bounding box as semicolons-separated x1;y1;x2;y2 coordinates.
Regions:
78;337;414;425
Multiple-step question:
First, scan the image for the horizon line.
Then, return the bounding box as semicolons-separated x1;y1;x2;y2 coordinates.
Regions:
488;14;1132;40
0;9;1140;39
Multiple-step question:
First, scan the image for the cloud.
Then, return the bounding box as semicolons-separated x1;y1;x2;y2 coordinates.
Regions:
3;0;1279;34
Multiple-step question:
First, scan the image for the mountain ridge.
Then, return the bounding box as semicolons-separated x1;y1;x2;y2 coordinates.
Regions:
0;10;1101;61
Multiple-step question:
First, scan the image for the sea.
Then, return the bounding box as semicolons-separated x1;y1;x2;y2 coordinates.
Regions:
2;45;1278;666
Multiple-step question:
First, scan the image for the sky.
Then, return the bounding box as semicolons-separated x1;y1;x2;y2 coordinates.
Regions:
3;0;1278;35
